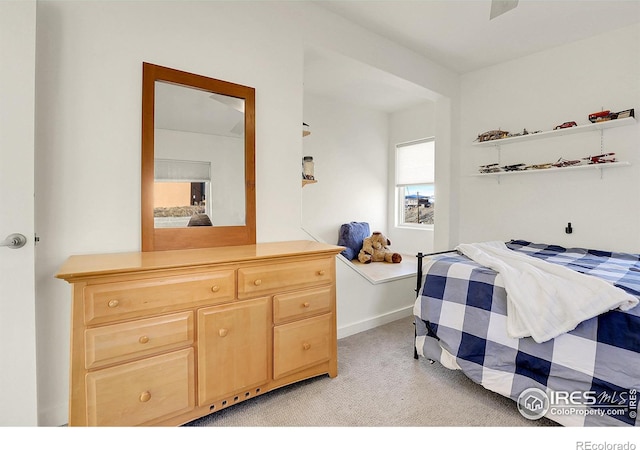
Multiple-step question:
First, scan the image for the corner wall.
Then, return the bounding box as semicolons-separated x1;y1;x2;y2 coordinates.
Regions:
301;93;389;244
458;24;640;252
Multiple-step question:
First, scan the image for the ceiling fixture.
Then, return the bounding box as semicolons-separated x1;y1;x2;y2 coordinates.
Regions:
490;0;519;20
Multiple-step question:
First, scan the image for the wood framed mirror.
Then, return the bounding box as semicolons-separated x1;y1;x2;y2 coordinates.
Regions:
141;62;255;251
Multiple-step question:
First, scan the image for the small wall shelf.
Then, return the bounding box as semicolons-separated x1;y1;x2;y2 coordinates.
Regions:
472;117;636;148
302;123;312;184
474;161;631;179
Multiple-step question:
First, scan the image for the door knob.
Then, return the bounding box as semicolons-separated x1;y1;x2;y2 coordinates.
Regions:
1;233;27;249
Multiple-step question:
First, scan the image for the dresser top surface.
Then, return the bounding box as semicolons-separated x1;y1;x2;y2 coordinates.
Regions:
56;240;344;282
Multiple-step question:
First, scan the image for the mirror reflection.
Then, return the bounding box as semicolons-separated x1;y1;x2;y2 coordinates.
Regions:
153;81;246;228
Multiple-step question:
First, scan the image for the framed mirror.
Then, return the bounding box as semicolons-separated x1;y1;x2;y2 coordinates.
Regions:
141;62;255;251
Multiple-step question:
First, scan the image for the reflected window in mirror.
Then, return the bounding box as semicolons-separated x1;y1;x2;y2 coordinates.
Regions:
154;159;213;228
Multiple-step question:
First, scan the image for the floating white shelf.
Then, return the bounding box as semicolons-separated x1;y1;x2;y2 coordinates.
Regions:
474;161;631;178
472;117;636;148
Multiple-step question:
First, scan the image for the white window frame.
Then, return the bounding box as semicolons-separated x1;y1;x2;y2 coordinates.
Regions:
395;138;435;230
154;158;213;219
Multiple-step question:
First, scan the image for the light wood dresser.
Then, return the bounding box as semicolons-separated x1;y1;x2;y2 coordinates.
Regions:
56;240;343;426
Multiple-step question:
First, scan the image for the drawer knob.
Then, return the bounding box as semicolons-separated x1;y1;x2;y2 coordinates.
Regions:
107;299;119;308
139;391;151;402
211;285;220;293
302;302;310;308
254;279;262;286
139;336;150;344
317;270;325;276
302;342;311;351
219;328;228;337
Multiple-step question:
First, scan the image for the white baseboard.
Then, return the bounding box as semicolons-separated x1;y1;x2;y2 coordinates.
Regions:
337;305;413;339
38;401;68;427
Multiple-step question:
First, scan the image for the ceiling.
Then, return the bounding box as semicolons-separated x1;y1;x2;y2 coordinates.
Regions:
316;0;640;74
155;81;244;137
303;45;440;112
305;0;640;112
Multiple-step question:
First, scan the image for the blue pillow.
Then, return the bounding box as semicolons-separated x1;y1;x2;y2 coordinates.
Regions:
337;222;370;260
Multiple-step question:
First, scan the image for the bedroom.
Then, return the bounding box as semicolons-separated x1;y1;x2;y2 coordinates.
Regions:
2;0;639;441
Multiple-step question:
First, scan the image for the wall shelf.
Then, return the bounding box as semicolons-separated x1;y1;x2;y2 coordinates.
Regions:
302;179;317;187
474;161;631;178
472;117;636;148
473;114;635;182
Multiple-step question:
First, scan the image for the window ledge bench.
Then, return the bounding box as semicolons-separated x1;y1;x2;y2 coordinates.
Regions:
339;253;421;285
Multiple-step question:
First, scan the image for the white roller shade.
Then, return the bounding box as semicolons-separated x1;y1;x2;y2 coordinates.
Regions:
396;139;435;186
155;159;211;182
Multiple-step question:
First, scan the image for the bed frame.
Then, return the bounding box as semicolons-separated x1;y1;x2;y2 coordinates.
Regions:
415;250;458;293
414;250;457;359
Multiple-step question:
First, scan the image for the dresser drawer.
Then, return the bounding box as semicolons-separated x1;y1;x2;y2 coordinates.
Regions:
238;258;332;299
84;311;194;369
273;287;332;324
273;313;332;380
85;348;195;426
83;270;235;325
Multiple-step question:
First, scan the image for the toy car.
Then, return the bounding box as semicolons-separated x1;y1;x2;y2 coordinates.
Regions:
479;163;501;173
475;129;509;142
554;121;577;130
553;158;581;168
501;163;526;172
583;153;616;164
588;110;611;123
525;163;553;170
615;108;634;119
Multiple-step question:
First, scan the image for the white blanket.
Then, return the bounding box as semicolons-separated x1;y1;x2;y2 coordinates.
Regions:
455;241;639;343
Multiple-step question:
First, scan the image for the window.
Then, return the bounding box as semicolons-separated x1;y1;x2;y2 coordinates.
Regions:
395;138;435;227
153;159;212;228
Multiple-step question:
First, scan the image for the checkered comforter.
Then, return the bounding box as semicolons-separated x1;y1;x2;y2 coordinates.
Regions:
414;240;640;426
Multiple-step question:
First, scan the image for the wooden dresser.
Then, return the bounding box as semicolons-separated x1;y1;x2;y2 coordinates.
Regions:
56;240;343;426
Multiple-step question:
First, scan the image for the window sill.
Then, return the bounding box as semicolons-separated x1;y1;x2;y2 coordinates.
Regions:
339;253;420;285
396;224;434;231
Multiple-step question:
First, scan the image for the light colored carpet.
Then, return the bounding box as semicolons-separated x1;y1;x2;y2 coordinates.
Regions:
185;316;557;427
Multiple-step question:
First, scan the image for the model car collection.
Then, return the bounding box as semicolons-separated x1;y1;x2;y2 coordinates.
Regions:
475;107;633;174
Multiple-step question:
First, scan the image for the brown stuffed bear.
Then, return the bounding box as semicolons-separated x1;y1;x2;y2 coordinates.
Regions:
357;231;402;264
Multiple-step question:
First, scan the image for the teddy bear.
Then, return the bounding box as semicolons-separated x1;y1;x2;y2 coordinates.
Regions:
357;231;402;264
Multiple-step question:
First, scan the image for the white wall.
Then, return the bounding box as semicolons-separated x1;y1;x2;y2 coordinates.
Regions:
301;94;440;257
300;93;421;340
458;24;640;252
335;262;417;339
31;1;460;425
301;93;389;244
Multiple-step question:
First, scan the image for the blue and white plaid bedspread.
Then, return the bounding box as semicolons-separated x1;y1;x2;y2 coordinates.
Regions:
414;240;640;426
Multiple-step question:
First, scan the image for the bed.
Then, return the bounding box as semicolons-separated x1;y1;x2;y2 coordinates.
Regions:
413;240;640;426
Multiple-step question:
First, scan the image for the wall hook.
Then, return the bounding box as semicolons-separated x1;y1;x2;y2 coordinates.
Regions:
565;222;573;234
